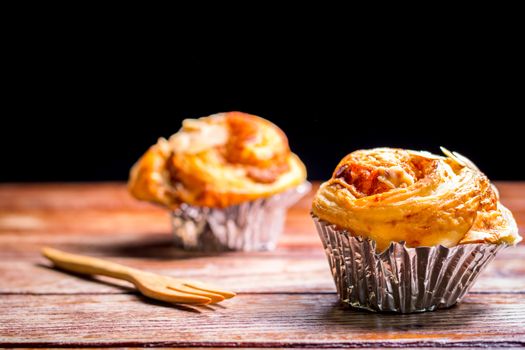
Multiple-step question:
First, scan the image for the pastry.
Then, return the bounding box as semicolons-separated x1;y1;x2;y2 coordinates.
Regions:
129;112;306;209
129;112;309;251
313;147;520;252
312;147;521;312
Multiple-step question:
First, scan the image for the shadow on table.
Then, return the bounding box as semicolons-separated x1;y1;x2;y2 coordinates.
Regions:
65;233;225;260
135;294;213;314
320;299;484;331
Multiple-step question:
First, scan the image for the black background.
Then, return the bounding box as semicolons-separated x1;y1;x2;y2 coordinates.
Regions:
3;24;523;182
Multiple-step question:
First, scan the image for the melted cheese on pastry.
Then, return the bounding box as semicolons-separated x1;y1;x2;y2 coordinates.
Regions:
128;112;307;208
312;148;521;252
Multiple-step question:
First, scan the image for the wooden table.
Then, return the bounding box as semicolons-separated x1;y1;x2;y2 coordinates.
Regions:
1;182;524;348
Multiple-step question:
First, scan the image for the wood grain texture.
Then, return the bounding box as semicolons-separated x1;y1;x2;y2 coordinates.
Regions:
1;245;525;295
1;294;525;347
1;182;524;348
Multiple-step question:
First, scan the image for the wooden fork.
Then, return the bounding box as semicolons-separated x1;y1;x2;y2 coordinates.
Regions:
42;247;235;305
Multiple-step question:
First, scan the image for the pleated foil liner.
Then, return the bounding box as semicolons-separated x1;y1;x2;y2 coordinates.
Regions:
171;182;311;252
313;215;505;313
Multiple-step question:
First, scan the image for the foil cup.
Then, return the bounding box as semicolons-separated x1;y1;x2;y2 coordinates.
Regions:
171;182;311;251
313;215;505;313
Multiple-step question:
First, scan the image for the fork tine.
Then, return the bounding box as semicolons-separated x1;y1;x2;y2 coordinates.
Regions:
184;281;237;299
168;285;225;303
141;287;212;305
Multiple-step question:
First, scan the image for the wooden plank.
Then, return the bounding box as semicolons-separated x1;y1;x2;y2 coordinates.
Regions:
0;255;332;294
0;183;161;211
1;294;525;347
1;246;525;295
0;212;311;242
0;223;523;295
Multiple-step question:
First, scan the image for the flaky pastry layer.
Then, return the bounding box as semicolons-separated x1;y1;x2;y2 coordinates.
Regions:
129;112;306;209
312;148;521;252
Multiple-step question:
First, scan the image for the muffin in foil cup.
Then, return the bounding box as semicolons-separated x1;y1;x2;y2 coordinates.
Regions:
171;182;311;251
312;215;505;313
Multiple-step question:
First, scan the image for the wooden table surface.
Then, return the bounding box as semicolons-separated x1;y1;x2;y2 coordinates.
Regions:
1;182;524;348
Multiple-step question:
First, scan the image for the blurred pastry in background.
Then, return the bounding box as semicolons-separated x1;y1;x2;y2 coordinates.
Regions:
129;112;309;251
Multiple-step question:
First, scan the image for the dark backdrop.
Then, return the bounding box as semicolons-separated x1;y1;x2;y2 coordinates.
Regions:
3;33;523;182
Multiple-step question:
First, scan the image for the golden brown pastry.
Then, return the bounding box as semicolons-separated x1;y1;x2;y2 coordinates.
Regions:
129;112;307;208
312;148;521;252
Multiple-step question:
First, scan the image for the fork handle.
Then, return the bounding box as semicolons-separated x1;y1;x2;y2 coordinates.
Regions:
42;247;137;283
